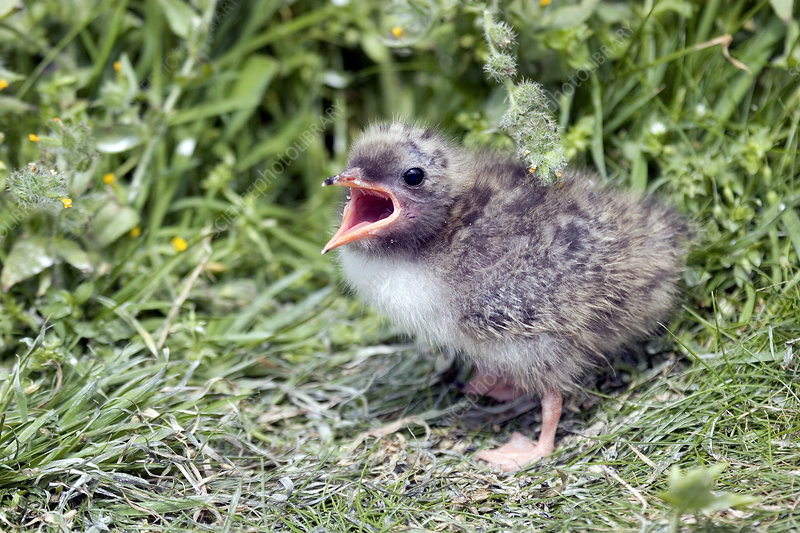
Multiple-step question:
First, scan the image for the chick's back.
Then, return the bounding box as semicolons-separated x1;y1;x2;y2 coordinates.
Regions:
430;155;690;390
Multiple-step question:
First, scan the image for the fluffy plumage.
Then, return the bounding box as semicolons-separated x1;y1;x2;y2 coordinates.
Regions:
323;123;690;470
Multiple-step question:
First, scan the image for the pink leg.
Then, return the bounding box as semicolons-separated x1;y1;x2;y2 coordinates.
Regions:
476;388;563;472
463;369;524;402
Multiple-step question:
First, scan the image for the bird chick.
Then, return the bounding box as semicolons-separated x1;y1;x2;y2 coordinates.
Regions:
322;123;689;471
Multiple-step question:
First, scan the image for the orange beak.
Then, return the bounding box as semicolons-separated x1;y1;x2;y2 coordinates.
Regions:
321;168;401;254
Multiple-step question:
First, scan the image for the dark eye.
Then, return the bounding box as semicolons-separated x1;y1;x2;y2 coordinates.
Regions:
403;167;425;187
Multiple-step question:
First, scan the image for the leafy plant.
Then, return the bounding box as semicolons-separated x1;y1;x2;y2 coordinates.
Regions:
482;8;566;184
659;464;760;531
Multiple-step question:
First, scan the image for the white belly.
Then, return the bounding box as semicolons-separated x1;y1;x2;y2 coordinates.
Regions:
337;249;564;392
338;248;459;347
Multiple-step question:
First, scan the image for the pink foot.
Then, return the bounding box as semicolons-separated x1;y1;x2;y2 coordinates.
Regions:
475;431;549;472
463;371;523;402
476;389;563;472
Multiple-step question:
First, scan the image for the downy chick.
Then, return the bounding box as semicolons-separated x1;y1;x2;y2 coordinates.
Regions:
322;123;689;471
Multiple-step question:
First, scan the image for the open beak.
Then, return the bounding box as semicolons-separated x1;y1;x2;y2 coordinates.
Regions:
321;167;401;254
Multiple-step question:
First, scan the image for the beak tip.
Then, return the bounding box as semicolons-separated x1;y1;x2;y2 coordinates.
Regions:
323;167;363;188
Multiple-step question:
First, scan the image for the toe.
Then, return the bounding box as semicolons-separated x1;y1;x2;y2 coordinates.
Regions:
476;432;544;472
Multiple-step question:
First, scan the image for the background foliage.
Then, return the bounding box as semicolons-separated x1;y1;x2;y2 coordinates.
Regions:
0;0;799;530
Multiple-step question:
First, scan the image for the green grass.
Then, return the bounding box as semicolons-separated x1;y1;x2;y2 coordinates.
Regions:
1;0;799;530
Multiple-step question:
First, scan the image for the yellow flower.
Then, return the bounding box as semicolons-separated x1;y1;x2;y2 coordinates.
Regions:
130;226;141;238
391;26;407;39
0;79;8;91
103;173;115;185
61;198;73;208
29;133;40;142
529;165;537;173
540;0;551;6
171;237;188;251
556;170;562;178
113;60;122;72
